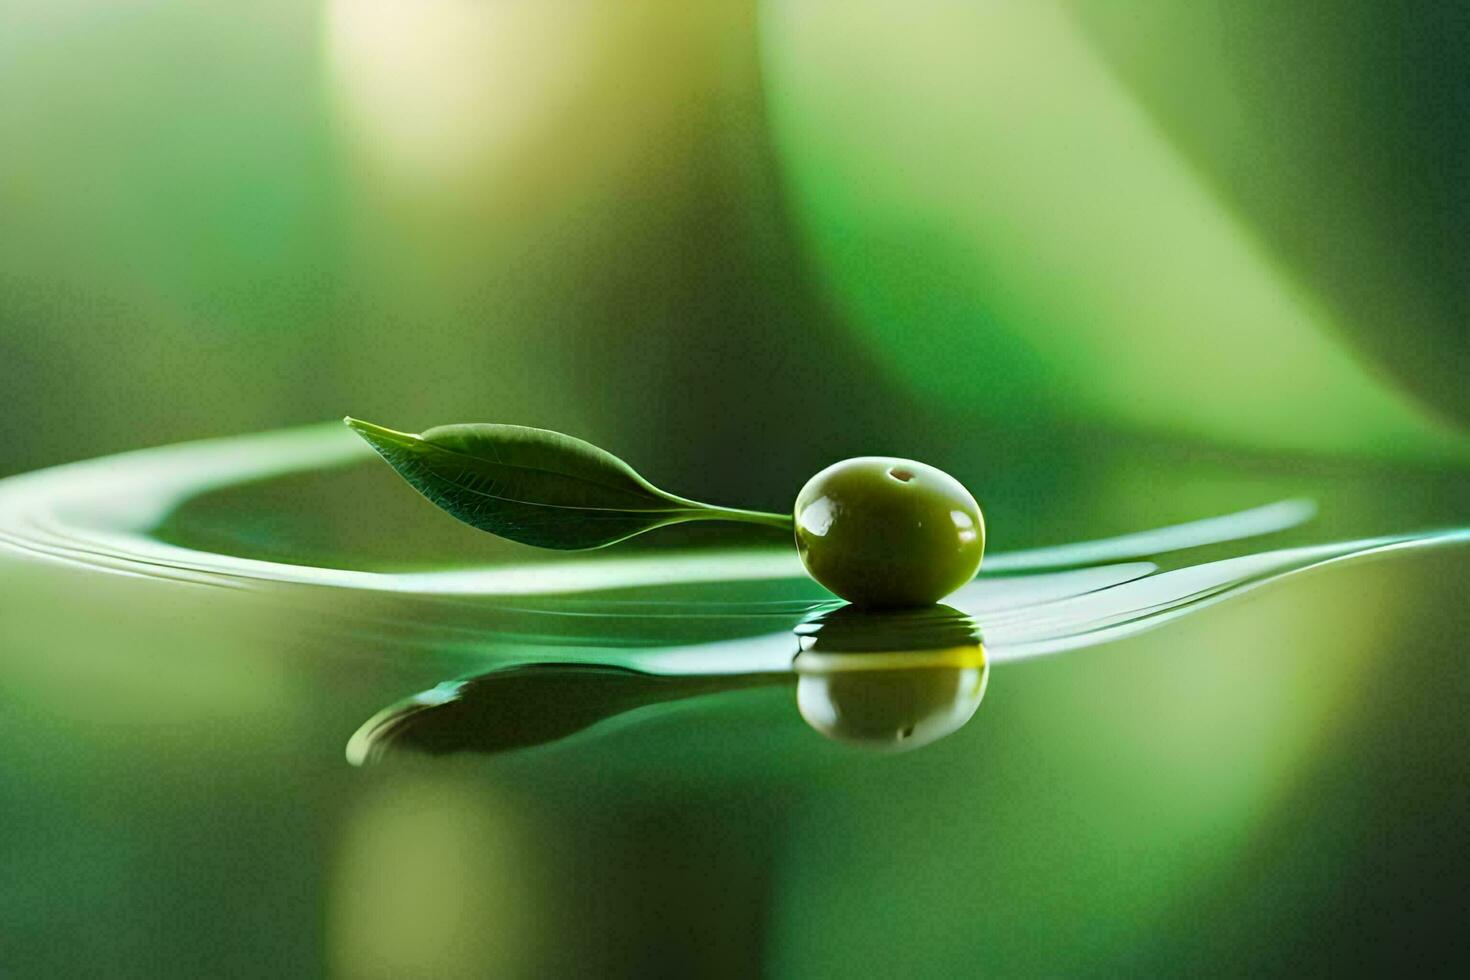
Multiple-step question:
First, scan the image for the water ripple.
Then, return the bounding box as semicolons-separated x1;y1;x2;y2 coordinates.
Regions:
0;423;1462;667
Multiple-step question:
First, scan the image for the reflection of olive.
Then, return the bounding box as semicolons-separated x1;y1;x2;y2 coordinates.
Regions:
793;457;984;607
792;602;988;751
794;602;981;656
797;665;988;751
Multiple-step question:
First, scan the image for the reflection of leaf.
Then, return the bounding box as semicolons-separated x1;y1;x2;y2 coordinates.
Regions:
345;418;791;549
346;664;777;765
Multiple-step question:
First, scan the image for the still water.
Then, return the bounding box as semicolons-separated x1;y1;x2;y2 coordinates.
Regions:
1;425;1466;975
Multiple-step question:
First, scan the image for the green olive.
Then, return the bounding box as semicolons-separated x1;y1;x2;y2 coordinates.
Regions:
793;457;984;607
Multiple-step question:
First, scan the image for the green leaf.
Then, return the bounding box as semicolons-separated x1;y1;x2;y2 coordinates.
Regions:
344;417;791;549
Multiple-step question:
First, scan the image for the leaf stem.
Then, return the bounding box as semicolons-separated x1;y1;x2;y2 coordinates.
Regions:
692;503;795;532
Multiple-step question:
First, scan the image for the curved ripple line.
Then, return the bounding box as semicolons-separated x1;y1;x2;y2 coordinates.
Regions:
0;422;1322;599
595;527;1470;673
1;424;1463;671
984;498;1317;571
0;424;806;594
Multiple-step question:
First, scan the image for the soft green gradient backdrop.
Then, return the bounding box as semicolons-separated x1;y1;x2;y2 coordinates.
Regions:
2;1;1465;494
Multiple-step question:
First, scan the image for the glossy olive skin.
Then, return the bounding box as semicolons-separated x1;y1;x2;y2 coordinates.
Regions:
794;457;984;607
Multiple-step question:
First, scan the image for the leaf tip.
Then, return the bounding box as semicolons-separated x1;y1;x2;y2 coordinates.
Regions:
343;416;417;445
343;416;375;445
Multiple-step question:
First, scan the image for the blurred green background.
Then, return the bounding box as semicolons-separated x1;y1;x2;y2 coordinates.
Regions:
2;2;1468;977
2;0;1465;500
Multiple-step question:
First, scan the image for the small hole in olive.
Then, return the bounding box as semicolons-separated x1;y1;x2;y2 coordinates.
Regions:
889;467;914;483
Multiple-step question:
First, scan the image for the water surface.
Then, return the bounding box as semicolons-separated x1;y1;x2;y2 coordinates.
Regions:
1;425;1466;975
